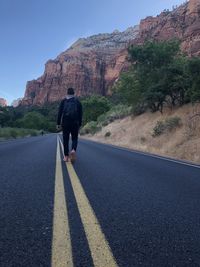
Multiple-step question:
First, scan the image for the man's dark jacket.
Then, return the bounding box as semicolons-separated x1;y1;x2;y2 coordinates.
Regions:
57;97;82;127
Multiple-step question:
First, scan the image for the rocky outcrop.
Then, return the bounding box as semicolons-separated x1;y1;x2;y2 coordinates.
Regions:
0;98;7;107
136;0;200;56
22;0;200;106
22;27;139;105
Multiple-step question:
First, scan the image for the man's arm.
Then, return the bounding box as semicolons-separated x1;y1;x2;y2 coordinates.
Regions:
57;100;64;125
77;100;83;127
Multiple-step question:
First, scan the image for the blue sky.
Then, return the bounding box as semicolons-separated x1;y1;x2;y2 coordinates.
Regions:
0;0;185;105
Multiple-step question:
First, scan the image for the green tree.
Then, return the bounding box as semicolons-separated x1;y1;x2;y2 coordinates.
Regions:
82;95;111;125
0;108;10;127
15;111;49;130
114;40;190;113
186;57;200;102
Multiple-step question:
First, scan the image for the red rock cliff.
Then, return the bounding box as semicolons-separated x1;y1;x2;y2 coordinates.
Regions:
22;27;139;105
137;0;200;56
22;0;200;105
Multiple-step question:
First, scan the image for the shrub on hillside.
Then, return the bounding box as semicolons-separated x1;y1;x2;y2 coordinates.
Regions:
80;121;101;135
105;131;111;137
152;121;166;136
165;117;182;131
80;104;132;135
97;104;132;127
152;116;182;137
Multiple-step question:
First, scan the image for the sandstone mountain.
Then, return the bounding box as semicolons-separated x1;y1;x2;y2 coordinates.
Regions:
22;0;200;106
0;98;7;107
22;26;139;105
137;0;200;56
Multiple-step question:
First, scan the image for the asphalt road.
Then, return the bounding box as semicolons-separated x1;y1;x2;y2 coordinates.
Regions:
0;134;200;267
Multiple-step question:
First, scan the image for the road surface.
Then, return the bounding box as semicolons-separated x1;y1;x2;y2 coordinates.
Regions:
0;134;200;267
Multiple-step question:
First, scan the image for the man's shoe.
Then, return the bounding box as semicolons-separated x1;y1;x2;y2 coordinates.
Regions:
63;156;69;162
70;150;76;163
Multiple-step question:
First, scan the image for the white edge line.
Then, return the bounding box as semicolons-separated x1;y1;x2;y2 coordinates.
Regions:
80;138;200;170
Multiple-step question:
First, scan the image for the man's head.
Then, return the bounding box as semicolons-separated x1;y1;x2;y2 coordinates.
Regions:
67;87;75;95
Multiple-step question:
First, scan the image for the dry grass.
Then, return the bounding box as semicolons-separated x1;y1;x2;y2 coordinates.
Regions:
84;103;200;164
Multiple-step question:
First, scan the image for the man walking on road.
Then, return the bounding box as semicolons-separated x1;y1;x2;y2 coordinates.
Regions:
57;88;82;162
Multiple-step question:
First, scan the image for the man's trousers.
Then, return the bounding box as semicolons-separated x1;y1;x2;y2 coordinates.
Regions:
62;122;79;156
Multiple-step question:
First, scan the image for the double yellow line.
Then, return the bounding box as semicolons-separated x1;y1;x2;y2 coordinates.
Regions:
51;136;118;267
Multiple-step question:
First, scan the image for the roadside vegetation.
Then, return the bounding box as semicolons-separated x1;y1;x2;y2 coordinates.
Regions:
0;127;40;140
0;101;58;139
80;104;132;135
81;40;200;135
0;101;59;130
86;103;200;163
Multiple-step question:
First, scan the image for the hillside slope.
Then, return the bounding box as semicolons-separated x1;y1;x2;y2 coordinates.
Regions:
85;104;200;164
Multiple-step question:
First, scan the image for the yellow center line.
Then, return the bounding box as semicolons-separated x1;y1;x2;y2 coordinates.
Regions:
51;137;73;267
58;136;118;267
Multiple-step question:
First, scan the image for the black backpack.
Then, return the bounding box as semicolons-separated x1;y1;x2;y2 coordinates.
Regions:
63;98;78;121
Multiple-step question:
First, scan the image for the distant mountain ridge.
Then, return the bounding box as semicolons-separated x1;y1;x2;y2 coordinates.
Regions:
67;27;139;51
21;0;200;106
11;98;23;107
0;98;7;107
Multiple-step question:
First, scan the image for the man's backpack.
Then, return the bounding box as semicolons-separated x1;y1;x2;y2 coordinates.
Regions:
63;98;78;121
